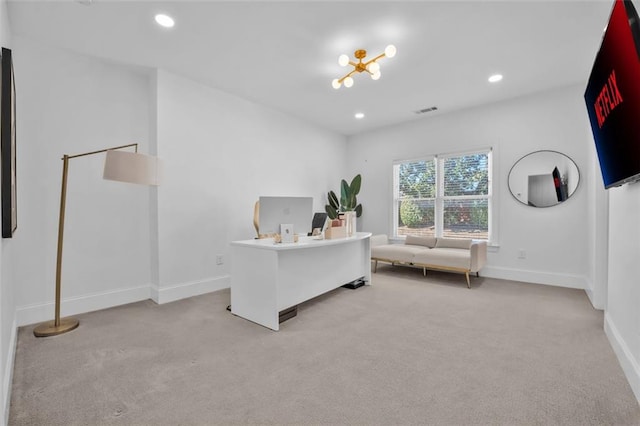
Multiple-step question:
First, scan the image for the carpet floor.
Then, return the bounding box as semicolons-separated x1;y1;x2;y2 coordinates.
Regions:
9;266;640;425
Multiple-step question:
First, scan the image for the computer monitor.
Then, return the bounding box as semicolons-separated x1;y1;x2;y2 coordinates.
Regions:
258;196;313;236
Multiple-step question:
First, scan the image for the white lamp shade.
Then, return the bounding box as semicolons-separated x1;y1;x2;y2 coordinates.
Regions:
385;45;397;58
344;76;354;88
103;150;162;186
338;54;350;67
332;79;341;89
367;61;380;74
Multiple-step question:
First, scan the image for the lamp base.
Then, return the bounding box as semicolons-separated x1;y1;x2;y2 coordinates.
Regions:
33;317;79;337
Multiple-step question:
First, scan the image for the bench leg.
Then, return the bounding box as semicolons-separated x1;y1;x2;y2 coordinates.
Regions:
374;259;378;273
465;272;471;289
423;267;426;277
476;272;479;278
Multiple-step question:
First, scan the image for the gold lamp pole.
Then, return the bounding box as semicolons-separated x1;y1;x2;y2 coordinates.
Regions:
33;143;160;337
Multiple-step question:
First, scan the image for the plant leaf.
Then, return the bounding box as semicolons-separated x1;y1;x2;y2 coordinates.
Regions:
355;204;363;218
325;204;338;220
340;179;349;206
350;174;362;195
348;192;356;210
328;191;339;209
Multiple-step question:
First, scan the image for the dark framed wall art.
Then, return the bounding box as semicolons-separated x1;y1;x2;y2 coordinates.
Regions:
1;47;16;238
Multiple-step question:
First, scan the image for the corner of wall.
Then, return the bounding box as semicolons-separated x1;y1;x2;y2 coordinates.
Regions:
583;276;605;310
152;275;229;305
148;69;160;291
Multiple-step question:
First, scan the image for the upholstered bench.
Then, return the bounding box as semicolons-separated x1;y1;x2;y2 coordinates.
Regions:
370;235;487;288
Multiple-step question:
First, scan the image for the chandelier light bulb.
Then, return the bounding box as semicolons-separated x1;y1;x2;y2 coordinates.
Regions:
384;44;397;58
371;71;381;80
344;76;354;88
155;14;175;28
338;54;350;67
367;61;380;74
332;79;342;89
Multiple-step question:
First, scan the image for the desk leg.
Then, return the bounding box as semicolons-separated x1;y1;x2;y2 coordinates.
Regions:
231;246;279;330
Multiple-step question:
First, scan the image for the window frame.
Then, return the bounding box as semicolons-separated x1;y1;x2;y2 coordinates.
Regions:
392;148;493;242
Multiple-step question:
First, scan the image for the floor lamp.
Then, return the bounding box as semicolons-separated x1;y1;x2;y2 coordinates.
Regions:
33;143;161;337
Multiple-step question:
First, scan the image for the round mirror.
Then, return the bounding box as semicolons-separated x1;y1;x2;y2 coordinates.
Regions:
508;150;580;208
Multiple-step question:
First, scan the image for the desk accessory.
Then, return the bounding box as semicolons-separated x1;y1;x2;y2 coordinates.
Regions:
280;224;294;243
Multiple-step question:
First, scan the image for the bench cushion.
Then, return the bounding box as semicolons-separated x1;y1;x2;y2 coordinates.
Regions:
412;248;471;270
371;244;426;263
405;235;437;248
435;238;472;250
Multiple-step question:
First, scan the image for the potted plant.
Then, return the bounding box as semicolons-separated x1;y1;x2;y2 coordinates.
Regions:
325;175;362;237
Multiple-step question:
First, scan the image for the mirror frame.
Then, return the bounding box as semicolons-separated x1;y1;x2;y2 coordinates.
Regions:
508;150;580;208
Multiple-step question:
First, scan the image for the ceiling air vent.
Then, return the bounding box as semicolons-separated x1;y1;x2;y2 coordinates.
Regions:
415;106;438;114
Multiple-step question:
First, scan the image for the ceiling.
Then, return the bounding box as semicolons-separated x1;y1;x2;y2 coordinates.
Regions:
7;0;614;136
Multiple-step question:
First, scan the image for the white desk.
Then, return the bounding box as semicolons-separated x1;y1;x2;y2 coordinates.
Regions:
230;232;372;330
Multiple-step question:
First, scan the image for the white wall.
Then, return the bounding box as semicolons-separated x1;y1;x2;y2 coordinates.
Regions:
0;0;14;423
347;84;602;291
10;40;348;311
152;70;347;303
605;184;640;402
586;118;608;310
12;36;153;325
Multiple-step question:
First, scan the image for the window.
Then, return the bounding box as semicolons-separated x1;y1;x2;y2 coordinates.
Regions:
393;149;492;241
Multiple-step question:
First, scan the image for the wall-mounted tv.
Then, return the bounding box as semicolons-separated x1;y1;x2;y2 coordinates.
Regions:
584;0;640;189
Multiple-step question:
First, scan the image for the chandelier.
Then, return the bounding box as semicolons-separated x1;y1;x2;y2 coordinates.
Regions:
332;44;396;89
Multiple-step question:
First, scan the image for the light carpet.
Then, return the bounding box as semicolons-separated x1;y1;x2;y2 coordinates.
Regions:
9;266;640;425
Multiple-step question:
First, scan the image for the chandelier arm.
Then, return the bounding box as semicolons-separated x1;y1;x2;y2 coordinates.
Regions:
333;47;392;86
337;69;358;84
364;53;386;66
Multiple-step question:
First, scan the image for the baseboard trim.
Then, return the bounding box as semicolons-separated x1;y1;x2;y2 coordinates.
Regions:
16;285;151;327
150;275;229;305
585;286;596;307
16;276;232;325
481;266;586;289
605;312;640;404
2;316;16;426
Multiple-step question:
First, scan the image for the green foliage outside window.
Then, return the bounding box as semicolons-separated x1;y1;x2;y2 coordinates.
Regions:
399;199;435;228
399;200;422;227
398;161;436;199
396;152;490;239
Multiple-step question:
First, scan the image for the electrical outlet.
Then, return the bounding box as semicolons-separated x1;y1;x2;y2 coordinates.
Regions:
216;255;224;265
518;249;526;259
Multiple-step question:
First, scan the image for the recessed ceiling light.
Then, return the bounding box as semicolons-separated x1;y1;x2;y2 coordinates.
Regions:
355;112;365;119
155;14;175;28
488;74;503;83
